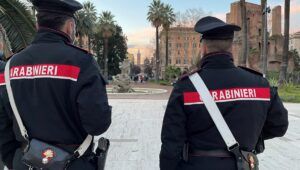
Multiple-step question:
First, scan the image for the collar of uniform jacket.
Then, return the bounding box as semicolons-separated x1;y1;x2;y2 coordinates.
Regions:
32;27;72;44
200;52;235;69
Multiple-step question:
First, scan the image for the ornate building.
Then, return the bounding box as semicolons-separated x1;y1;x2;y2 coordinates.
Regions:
226;1;293;72
159;26;201;77
290;32;300;55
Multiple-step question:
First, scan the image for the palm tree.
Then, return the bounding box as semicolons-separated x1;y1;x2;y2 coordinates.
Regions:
240;0;248;67
0;25;13;57
83;1;97;51
75;11;86;47
98;11;116;79
147;0;164;81
279;0;290;86
162;4;176;68
75;1;97;50
0;0;35;53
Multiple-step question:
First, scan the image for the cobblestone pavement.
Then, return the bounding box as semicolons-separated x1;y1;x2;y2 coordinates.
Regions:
100;100;300;170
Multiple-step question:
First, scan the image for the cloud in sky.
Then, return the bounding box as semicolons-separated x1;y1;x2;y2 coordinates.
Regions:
291;3;300;14
213;13;227;22
126;26;155;47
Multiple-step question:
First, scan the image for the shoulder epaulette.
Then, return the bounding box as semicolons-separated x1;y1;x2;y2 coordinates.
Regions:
179;68;202;81
238;66;263;76
65;42;91;54
5;51;17;60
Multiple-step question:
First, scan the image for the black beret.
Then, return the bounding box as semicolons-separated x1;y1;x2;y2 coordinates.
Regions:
195;16;241;40
32;0;83;17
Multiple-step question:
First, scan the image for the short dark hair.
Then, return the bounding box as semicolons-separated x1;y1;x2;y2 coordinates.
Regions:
36;12;72;30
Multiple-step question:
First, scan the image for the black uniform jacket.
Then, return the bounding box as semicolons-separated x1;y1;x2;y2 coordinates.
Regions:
0;28;111;168
160;52;288;170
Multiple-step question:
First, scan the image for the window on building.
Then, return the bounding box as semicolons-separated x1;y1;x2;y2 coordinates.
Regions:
184;56;188;64
178;51;180;55
169;43;172;47
178;36;180;40
176;57;181;64
258;29;262;36
177;43;181;48
193;43;197;48
168;58;172;64
184;43;189;48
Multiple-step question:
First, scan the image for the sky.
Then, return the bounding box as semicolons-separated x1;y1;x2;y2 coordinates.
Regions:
77;0;300;59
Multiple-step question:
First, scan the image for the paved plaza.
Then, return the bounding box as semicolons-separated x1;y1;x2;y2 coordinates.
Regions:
101;97;300;170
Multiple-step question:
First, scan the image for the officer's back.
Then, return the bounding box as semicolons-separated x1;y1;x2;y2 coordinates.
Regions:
160;16;288;170
0;0;111;169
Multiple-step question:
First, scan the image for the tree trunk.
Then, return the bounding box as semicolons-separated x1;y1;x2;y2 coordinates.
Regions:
79;34;83;48
88;36;91;52
279;0;290;86
260;0;266;72
240;0;248;67
165;29;169;67
155;26;160;82
104;38;109;80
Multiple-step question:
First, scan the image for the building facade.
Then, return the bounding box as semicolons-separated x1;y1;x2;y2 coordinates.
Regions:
226;1;291;72
159;26;201;78
290;32;300;54
226;1;263;69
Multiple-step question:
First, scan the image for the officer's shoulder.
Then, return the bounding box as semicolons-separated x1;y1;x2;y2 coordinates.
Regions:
178;68;202;81
238;66;263;77
65;42;92;55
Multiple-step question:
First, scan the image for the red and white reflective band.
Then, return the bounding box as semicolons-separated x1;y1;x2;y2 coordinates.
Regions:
9;64;80;81
0;74;4;86
0;64;80;85
184;87;270;105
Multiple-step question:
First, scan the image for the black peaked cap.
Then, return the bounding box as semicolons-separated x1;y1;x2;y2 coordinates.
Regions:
32;0;83;17
195;16;241;40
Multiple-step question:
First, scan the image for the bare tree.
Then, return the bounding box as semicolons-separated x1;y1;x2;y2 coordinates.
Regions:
279;0;290;86
174;8;210;27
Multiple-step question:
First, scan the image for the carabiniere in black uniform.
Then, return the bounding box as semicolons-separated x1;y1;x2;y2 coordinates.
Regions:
0;0;111;169
159;17;288;170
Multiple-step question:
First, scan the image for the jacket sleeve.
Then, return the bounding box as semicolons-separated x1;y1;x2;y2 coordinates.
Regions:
160;84;186;170
76;56;111;136
262;87;289;140
0;92;21;169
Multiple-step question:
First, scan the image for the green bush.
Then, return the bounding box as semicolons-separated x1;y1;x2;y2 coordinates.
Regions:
278;83;300;103
165;66;181;82
159;80;171;86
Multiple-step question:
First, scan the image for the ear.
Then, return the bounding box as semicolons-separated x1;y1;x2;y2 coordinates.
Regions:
66;19;74;35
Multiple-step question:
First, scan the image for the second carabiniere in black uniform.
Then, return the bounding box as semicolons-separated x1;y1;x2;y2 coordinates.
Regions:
159;16;288;170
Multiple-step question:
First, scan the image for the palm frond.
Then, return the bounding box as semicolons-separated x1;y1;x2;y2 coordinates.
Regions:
0;0;36;52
